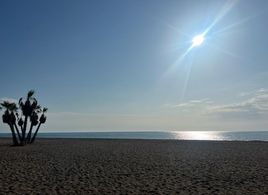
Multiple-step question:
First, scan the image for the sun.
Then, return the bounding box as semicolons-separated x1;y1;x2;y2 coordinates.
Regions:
192;35;204;46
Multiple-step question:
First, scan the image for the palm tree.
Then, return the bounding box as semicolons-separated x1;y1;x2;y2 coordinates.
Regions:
31;107;48;144
1;90;48;146
1;101;19;146
18;117;24;137
9;103;22;142
19;90;37;145
26;110;39;143
26;105;41;143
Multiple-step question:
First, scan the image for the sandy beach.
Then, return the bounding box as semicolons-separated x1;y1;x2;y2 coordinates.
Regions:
0;138;268;194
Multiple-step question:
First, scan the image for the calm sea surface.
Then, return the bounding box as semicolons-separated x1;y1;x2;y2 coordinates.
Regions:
0;131;268;141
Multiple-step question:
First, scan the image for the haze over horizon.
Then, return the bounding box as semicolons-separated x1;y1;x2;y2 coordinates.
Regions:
1;0;268;133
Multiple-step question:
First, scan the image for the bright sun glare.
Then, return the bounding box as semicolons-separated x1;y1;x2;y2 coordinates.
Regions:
192;35;204;46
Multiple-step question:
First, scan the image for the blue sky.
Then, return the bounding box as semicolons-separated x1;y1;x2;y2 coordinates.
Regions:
1;0;268;132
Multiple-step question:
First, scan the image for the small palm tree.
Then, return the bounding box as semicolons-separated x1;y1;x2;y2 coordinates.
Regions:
31;107;48;144
1;101;19;146
9;103;22;141
26;109;39;143
19;90;37;145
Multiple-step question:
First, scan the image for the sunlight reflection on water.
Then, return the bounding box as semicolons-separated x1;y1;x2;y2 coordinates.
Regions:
172;131;226;140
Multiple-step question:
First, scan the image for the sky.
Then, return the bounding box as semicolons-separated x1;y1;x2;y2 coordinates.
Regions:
1;0;268;132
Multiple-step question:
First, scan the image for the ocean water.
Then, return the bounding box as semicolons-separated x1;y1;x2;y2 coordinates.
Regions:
0;131;268;141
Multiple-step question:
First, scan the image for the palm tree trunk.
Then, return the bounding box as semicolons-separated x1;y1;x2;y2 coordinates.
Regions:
20;126;23;135
31;122;41;144
21;116;28;146
9;124;19;146
27;123;34;143
14;124;22;141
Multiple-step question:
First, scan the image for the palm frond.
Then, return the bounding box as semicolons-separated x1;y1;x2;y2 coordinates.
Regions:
9;103;18;111
1;101;11;109
18;98;24;108
27;90;35;99
43;108;48;113
35;105;42;113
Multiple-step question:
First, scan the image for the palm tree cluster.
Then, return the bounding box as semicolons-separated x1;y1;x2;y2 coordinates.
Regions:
0;90;48;146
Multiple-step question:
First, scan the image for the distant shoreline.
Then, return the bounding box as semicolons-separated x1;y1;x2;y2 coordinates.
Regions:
0;137;267;143
1;131;268;141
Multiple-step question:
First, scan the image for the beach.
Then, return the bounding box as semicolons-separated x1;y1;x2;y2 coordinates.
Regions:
0;138;268;194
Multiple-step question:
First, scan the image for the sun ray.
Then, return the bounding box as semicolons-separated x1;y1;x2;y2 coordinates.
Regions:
212;13;261;36
164;44;195;77
163;23;192;38
163;43;192;54
158;41;194;52
164;0;239;77
205;42;243;60
161;0;241;103
180;51;195;103
203;0;239;36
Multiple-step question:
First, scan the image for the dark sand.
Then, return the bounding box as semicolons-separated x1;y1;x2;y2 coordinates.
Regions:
0;138;268;194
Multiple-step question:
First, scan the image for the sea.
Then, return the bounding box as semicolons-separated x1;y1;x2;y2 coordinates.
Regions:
0;131;268;141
